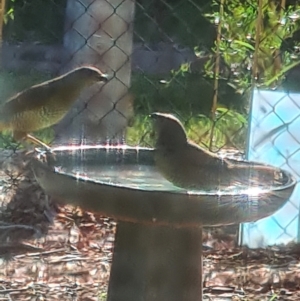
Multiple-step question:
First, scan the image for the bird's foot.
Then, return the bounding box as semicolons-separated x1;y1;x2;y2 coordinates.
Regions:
25;134;52;151
38;148;57;166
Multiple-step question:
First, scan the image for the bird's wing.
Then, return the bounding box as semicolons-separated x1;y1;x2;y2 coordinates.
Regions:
186;142;224;167
0;82;58;121
157;143;229;190
159;143;224;175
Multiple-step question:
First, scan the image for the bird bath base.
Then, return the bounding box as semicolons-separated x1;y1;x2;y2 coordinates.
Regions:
32;145;296;301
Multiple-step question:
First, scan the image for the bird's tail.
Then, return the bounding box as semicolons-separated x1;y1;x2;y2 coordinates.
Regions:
228;162;283;187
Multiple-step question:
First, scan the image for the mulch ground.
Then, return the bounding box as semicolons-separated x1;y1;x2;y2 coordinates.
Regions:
0;150;299;301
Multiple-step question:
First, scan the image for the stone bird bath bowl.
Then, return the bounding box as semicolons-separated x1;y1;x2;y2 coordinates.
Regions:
31;145;296;301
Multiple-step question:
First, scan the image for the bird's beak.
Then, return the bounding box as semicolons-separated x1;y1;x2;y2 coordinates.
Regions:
149;112;159;119
100;73;112;83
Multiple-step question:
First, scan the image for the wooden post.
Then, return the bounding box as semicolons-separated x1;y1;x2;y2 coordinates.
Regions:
55;0;135;145
0;0;6;50
0;0;5;39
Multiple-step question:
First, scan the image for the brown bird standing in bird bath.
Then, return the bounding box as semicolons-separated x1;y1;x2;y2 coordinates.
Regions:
151;112;282;191
0;66;108;149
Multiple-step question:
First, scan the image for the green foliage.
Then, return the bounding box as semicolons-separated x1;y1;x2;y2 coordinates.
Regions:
126;114;154;147
4;0;14;24
0;132;20;150
126;109;247;151
186;108;247;151
130;63;248;150
131;70;247;117
205;0;300;90
0;128;55;150
4;0;66;43
98;292;107;301
135;0;215;47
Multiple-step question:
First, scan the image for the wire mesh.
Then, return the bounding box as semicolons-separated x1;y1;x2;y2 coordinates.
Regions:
0;0;299;299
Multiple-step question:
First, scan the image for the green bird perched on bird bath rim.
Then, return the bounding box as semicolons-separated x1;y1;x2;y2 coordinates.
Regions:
0;66;109;150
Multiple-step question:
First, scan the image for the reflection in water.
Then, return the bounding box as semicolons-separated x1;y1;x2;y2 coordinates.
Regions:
58;164;271;198
63;165;182;192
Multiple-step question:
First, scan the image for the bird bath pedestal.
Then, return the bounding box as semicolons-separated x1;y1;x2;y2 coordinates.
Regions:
32;146;296;301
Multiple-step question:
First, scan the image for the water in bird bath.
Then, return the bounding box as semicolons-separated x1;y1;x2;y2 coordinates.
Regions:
47;145;181;192
42;145;288;197
67;165;182;191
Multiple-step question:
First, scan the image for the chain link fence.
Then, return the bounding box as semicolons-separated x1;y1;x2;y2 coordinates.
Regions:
0;0;299;299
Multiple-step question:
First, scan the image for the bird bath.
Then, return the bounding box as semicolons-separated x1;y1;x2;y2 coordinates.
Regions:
31;145;296;301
